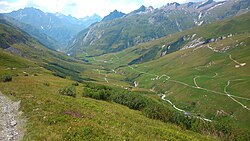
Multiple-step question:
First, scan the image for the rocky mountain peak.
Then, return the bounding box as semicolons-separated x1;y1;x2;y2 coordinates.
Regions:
130;5;155;14
101;10;125;22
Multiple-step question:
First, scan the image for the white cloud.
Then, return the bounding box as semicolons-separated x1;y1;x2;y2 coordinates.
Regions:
63;0;141;18
0;0;28;13
0;0;205;18
143;0;195;8
0;0;142;18
26;0;68;13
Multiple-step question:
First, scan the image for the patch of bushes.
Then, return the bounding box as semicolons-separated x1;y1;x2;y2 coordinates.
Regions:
109;92;148;110
1;74;12;82
144;102;172;122
83;83;111;100
59;86;76;98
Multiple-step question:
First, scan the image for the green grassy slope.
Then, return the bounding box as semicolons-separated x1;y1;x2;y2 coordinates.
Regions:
87;13;250;129
0;17;217;140
92;11;250;69
0;70;215;140
118;33;250;127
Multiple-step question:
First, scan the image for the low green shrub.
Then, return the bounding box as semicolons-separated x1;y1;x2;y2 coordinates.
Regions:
144;102;172;122
43;82;50;87
72;82;79;86
109;93;148;110
59;86;76;98
83;85;111;100
1;74;12;82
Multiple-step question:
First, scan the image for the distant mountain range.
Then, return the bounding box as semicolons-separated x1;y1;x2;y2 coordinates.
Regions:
0;14;60;50
67;0;250;56
4;7;102;49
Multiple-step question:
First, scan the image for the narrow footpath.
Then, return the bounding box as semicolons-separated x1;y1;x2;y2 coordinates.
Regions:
0;91;25;141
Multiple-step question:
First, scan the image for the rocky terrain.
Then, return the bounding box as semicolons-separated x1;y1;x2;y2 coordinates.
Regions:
0;92;25;141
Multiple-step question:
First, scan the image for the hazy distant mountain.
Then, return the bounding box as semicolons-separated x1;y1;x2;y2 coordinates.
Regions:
102;10;125;22
0;14;60;50
5;7;102;49
129;5;154;14
67;0;250;56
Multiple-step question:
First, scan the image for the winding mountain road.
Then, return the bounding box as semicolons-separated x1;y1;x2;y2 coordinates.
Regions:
224;80;250;111
89;48;250;122
207;44;246;68
193;76;201;88
128;66;250;107
193;76;250;110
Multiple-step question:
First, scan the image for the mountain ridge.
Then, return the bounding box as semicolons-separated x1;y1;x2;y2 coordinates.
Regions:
67;0;250;56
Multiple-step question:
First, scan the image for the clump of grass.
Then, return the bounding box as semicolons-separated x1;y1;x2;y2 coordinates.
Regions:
59;86;76;98
72;82;79;86
43;82;50;87
1;74;12;82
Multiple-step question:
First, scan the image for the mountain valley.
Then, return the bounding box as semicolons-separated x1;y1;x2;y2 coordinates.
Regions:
0;0;250;140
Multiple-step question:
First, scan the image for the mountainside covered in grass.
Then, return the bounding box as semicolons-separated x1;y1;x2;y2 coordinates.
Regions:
0;14;219;141
67;0;250;56
93;11;250;66
86;12;250;135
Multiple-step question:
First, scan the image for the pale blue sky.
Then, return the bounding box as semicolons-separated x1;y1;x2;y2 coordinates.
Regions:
0;0;209;18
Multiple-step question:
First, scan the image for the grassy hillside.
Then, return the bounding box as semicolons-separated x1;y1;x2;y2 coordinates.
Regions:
0;43;216;141
84;12;250;131
91;11;250;68
60;13;250;141
0;16;219;140
118;33;250;127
